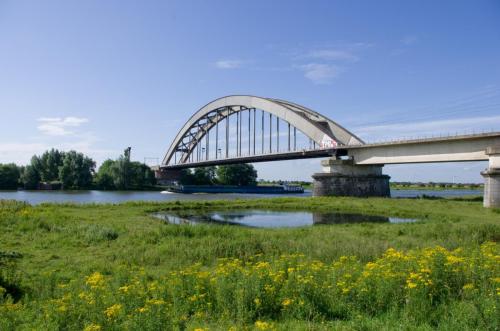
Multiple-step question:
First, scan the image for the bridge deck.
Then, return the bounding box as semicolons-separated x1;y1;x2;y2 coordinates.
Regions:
160;132;500;169
161;148;337;169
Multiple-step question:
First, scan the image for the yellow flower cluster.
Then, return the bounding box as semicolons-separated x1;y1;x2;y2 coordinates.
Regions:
83;324;102;331
255;320;274;330
85;272;105;289
104;303;122;320
1;243;497;329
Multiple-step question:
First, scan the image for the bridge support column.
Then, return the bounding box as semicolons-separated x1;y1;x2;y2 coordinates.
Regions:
312;159;390;197
154;168;182;186
481;147;500;208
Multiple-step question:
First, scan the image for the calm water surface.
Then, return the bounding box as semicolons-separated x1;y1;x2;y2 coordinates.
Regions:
0;188;482;205
153;210;417;228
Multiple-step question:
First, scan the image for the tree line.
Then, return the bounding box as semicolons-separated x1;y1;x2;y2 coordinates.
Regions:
0;148;155;190
178;164;258;186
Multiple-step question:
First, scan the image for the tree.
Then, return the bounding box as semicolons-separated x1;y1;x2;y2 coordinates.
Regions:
94;159;116;190
111;149;133;189
129;162;156;188
0;164;21;189
192;166;216;185
94;153;156;190
22;165;40;189
59;151;95;189
38;149;65;182
216;164;257;186
179;169;195;185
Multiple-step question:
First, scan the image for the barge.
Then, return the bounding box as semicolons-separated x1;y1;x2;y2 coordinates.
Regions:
162;184;304;194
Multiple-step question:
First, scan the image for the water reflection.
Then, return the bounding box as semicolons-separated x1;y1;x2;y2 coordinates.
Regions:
153;210;417;228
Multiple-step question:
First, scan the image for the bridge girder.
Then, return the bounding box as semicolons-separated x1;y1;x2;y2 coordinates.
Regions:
162;95;364;166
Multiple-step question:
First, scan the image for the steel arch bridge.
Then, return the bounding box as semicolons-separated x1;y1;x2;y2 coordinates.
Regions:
161;95;364;169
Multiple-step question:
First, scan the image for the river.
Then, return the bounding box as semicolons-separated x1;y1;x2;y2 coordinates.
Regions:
0;188;482;205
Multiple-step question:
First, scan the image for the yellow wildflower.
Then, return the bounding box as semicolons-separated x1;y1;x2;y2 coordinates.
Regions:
137;306;148;313
83;324;102;331
85;272;105;289
282;298;293;307
255;320;273;330
407;282;417;289
463;283;474;290
104;304;122;319
118;285;130;293
146;298;165;305
445;255;464;265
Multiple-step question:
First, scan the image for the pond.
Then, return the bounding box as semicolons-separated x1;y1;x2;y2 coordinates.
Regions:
152;210;418;228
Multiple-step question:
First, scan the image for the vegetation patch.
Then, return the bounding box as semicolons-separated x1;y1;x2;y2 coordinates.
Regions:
0;197;498;329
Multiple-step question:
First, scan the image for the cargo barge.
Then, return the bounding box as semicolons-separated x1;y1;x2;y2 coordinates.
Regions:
162;184;304;194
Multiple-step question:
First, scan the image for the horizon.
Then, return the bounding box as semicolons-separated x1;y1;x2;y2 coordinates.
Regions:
1;0;499;183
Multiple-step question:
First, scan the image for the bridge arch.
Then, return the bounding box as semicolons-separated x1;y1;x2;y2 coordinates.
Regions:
162;95;364;166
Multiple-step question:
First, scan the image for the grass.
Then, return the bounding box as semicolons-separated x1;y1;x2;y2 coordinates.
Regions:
0;197;499;330
390;184;483;191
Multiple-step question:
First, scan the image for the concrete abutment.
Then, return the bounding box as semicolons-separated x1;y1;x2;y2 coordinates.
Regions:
481;147;500;208
312;159;390;197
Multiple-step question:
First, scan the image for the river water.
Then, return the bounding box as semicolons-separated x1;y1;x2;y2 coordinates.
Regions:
0;188;482;205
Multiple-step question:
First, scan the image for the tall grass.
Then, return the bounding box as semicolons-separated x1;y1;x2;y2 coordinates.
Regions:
0;197;499;329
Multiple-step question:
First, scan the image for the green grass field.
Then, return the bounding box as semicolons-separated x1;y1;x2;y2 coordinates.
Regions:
1;197;499;330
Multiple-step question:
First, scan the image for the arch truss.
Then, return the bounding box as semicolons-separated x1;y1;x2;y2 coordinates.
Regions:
162;95;364;166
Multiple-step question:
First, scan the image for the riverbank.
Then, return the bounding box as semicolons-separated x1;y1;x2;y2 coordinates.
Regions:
1;197;498;330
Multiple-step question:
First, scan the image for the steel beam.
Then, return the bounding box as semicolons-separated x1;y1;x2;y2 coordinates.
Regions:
248;108;251;155
287;123;290;151
215;111;219;159
253;108;256;155
277;117;279;152
261;110;264;154
226;112;229;158
236;110;239;157
269;113;272;153
239;109;242;156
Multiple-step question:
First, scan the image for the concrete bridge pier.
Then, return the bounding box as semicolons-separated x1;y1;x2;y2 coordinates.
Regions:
312;158;390;197
481;147;500;208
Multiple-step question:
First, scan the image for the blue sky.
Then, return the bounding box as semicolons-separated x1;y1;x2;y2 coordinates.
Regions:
1;0;499;182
